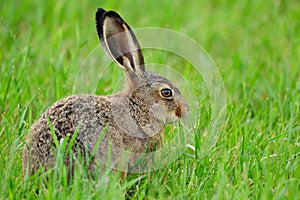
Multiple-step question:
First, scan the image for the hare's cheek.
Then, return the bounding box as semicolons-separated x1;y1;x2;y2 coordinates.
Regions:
149;103;168;123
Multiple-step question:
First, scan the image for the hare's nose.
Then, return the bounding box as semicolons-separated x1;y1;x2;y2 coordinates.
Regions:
175;106;182;118
177;104;189;118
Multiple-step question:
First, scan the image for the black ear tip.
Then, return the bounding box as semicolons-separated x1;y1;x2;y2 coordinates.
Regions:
96;8;107;41
96;8;107;22
96;8;107;16
96;8;123;25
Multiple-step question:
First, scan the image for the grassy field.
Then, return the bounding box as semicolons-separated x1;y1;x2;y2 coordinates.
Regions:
1;0;299;199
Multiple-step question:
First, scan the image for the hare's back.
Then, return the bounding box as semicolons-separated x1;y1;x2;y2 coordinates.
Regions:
23;94;112;174
27;94;112;148
43;94;112;139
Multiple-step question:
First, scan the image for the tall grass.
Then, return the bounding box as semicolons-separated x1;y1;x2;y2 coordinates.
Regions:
1;0;299;199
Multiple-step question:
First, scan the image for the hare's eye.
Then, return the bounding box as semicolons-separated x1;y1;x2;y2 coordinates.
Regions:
160;88;173;99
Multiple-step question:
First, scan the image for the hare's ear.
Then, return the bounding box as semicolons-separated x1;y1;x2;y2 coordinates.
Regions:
96;8;145;74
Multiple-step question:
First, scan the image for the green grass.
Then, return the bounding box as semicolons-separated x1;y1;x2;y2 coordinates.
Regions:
1;0;300;199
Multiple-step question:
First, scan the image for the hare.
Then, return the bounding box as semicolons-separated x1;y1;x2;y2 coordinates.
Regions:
22;8;189;176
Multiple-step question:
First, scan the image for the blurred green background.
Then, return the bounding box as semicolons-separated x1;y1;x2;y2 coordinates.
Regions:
1;0;299;199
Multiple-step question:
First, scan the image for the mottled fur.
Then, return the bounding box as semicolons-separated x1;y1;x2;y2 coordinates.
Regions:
22;8;188;176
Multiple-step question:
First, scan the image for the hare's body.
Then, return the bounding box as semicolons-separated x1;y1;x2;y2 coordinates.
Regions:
23;93;165;174
23;8;188;175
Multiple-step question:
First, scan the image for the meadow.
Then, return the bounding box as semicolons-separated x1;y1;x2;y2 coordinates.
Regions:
1;0;299;199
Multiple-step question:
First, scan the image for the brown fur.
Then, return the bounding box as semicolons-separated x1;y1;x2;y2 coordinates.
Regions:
22;8;188;176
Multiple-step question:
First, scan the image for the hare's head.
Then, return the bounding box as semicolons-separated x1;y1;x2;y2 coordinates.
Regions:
96;8;188;124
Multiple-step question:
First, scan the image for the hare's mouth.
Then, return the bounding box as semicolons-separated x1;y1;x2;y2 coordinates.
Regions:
166;105;188;124
166;112;179;124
